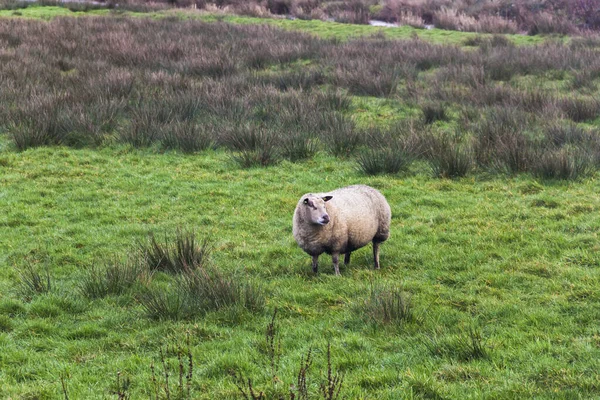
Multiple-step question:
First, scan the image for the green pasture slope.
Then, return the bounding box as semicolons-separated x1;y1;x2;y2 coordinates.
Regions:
1;6;600;399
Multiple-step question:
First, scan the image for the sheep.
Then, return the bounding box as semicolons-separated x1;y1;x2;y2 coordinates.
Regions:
292;184;391;275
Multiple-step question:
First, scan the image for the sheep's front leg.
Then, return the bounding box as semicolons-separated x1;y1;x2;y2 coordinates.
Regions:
373;241;381;270
312;255;319;274
344;252;351;265
332;253;341;276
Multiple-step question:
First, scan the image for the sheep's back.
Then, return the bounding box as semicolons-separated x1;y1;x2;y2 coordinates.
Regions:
329;185;390;249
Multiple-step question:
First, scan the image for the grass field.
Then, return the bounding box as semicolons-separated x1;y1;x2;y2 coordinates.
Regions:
1;6;600;399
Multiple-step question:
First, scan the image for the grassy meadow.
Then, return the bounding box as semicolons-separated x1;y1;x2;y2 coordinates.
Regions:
1;6;600;399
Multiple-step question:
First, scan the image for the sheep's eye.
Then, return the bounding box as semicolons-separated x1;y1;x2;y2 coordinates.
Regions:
303;198;309;205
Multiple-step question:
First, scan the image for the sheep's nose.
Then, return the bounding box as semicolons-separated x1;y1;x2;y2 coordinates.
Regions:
322;214;330;223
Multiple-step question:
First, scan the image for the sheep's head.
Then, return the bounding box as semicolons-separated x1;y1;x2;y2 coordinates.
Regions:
301;195;333;226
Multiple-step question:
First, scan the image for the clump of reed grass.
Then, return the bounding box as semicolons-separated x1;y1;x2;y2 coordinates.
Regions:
424;326;489;362
183;267;265;313
79;257;145;299
140;230;211;274
280;130;319;162
472;106;536;174
356;146;414;176
17;258;52;301
426;131;473;179
530;147;594;180
138;268;265;320
356;129;416;176
160;120;215;153
322;114;363;158
221;125;281;168
420;101;448;125
557;96;600;122
363;285;415;325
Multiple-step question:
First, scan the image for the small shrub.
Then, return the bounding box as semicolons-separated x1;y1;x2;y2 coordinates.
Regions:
264;308;281;378
320;342;344;400
266;0;291;15
476;15;519;34
327;0;370;24
140;230;211;274
149;341;194;400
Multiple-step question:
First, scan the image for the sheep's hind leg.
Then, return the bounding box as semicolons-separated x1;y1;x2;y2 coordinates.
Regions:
332;253;341;276
344;252;351;265
373;241;381;270
312;255;319;274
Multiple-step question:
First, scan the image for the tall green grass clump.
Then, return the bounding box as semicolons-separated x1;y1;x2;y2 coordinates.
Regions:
17;259;52;301
363;285;415;325
138;269;265;320
140;230;211;274
79;257;145;299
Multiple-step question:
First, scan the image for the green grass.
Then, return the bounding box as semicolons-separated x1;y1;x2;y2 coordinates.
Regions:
0;5;548;45
2;143;600;398
0;6;599;398
0;5;111;18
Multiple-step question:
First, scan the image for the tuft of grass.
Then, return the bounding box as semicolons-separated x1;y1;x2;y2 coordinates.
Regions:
420;101;448;125
557;96;600;123
427;132;473;179
138;267;265;320
472;106;535;173
140;230;211;274
531;147;594;180
356;146;414;176
425;326;489;362
78;257;145;299
17;259;52;301
322;113;363;158
0;315;14;332
221;125;281;168
279;130;319;162
160;120;215;153
363;285;415;325
137;284;187;321
183;267;266;313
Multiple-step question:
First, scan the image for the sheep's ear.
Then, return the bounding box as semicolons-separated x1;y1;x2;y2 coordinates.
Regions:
322;195;333;202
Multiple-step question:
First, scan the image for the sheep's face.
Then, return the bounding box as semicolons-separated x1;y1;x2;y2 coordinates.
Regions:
302;195;333;226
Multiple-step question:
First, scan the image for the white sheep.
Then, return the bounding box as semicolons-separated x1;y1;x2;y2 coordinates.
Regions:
292;184;391;275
